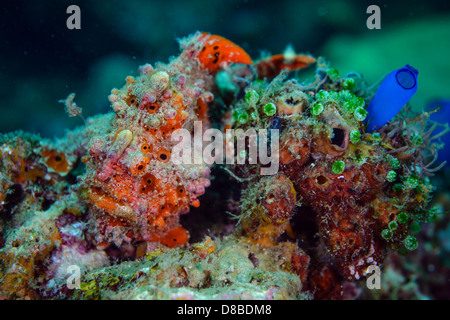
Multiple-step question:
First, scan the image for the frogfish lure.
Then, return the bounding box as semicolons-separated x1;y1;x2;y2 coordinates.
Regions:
366;64;419;132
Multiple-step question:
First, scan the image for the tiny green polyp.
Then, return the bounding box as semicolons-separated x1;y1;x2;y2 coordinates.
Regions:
390;157;400;170
388;220;398;231
342;77;355;90
315;90;328;101
343;101;356;113
311;103;324;116
372;132;381;140
353;96;365;108
404;235;418;251
381;229;393;240
406;176;419;189
263;103;277;116
326;67;340;81
397;212;409;224
332;160;345;174
339;90;353;102
349;129;360;144
245;89;260;104
237;111;249;124
354;107;368;121
386;170;397;182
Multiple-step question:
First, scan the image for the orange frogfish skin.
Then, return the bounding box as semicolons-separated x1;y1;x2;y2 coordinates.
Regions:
82;32;251;250
197;33;253;72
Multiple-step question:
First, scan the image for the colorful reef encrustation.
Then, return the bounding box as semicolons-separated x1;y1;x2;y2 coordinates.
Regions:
0;32;448;300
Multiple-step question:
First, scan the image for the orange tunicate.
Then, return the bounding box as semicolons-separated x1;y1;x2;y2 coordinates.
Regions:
129;158;150;176
157;149;171;163
140;143;152;153
159;119;182;137
139;173;158;194
176;185;186;197
41;149;71;175
145;102;159;114
149;225;189;248
144;126;159;136
197;33;253;72
148;202;174;227
125;94;139;107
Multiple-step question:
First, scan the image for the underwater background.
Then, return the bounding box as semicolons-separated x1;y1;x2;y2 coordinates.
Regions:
1;0;450;300
1;0;449;137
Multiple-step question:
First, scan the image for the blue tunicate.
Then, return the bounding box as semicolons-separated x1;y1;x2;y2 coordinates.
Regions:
428;99;450;164
366;65;418;132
